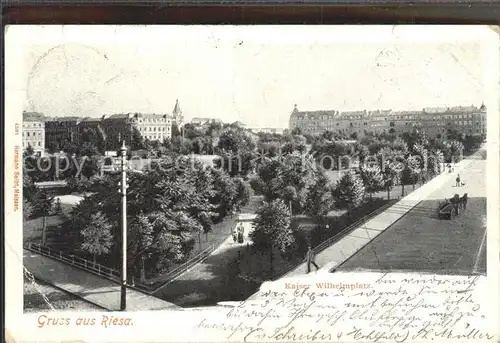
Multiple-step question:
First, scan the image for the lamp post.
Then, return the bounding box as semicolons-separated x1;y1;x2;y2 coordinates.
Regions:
119;141;128;311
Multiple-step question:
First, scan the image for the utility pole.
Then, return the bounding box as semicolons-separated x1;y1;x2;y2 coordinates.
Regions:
119;141;128;311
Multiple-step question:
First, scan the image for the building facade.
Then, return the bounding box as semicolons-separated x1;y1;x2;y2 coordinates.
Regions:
134;113;172;141
191;117;223;126
101;113;172;149
22;111;46;155
250;127;287;135
44;117;82;152
289;103;487;139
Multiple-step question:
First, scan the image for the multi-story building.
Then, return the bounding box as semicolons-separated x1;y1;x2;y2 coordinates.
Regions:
289;103;487;139
101;112;172;149
44;116;81;151
191;117;223;126
134;113;172;141
22;111;45;155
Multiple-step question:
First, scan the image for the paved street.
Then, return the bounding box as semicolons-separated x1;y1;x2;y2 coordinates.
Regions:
24;250;179;311
280;147;486;278
24;276;102;313
339;149;486;275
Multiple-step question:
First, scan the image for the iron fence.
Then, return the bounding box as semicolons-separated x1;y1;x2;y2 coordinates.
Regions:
271;200;397;281
24;241;216;295
24;242;121;280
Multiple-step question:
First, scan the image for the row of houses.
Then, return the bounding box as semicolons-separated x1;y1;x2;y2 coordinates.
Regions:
22;100;183;155
289;103;487;139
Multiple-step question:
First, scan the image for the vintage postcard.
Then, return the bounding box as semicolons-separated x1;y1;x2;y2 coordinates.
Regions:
4;25;500;342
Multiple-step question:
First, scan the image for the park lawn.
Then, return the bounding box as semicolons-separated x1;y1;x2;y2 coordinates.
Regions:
23;194;84;245
238;197;392;282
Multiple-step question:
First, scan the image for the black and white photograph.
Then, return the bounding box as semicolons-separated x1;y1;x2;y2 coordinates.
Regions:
5;25;499;342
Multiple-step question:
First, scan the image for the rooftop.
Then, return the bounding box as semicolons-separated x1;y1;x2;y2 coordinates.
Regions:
45;116;82;122
291;104;485;118
23;111;45;121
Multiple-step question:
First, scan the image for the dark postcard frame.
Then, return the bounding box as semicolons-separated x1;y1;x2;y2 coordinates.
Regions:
2;4;500;24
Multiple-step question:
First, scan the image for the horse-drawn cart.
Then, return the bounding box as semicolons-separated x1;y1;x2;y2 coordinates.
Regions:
438;193;468;220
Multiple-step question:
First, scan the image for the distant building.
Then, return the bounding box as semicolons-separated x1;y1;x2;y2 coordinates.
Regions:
231;121;247;128
45;116;81;151
101;113;172;149
191;117;223;126
289;103;487;139
250;127;286;135
134;113;172;141
22;111;45;155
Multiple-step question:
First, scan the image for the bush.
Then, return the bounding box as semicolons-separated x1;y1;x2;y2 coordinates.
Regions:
249;176;263;195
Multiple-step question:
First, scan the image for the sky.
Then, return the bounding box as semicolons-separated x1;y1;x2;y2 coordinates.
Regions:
10;26;492;128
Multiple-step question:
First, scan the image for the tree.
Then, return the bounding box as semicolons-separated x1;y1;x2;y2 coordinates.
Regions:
31;189;55;245
332;170;365;216
23;174;37;204
62;141;79;155
359;164;385;201
234;178;252;210
47;141;60;154
250;200;293;273
130;128;144;151
383;160;401;200
303;169;334;218
449;140;464;163
25;144;35;156
210;168;238;221
282;185;297;215
53;198;63;215
217;128;256;177
78;141;100;157
81;212;114;263
254;158;285;201
128;213;154;282
23;199;33;221
406;155;422;190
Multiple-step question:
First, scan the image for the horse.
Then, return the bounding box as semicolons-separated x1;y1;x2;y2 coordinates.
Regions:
461;193;468;210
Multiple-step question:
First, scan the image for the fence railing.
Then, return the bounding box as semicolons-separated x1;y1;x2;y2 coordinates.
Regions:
271;200;397;281
149;244;216;293
24;241;216;295
24;242;121;280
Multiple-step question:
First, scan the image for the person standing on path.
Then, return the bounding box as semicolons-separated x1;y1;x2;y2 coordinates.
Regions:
237;223;244;244
306;246;319;273
456;174;461;187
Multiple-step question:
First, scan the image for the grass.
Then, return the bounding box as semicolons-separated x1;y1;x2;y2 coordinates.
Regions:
238;197;392;283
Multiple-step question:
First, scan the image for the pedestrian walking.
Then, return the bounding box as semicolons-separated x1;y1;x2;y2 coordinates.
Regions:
237;223;244;244
456;174;461;187
306;246;319;273
462;193;468;210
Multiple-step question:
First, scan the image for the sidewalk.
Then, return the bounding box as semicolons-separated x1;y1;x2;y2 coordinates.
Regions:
282;155;478;278
152;197;262;306
24;250;178;311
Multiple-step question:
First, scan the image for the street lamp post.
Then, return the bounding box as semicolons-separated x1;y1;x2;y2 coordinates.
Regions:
119;141;128;311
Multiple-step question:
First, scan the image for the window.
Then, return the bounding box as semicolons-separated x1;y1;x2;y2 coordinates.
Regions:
27;132;30;137
38;141;41;146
